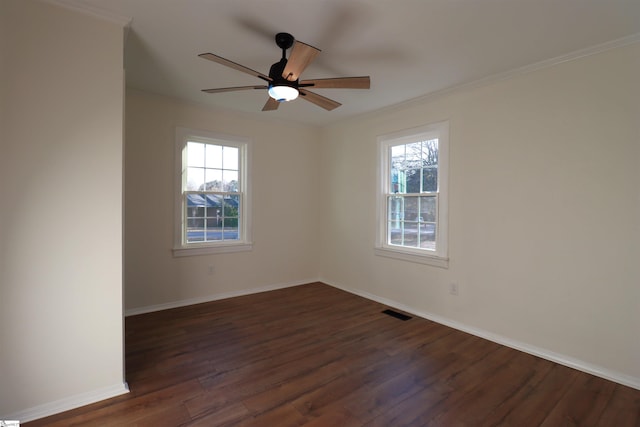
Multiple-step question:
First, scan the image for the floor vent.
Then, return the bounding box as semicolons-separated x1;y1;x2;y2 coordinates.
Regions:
382;309;412;321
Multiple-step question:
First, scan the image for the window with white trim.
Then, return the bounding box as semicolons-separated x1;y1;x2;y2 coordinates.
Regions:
174;127;252;256
376;121;449;267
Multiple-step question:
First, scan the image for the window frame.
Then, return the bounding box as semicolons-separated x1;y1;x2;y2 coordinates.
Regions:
173;127;252;257
375;121;449;268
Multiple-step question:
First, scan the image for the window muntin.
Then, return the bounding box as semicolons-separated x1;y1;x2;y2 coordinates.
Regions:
174;128;251;256
377;122;448;266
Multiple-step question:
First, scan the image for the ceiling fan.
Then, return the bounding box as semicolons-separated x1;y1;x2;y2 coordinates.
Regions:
199;32;370;112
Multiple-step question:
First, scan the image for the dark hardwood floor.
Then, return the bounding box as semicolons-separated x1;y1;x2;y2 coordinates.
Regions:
25;282;640;426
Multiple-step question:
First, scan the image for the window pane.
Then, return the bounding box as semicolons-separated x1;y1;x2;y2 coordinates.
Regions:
187;142;205;167
223;146;239;170
187;205;205;220
207;213;223;241
187;217;205;227
187;233;205;242
223;225;239;240
422;139;438;167
206;194;222;208
186;194;208;210
223;170;238;192
187;211;205;242
388;196;403;221
187;218;204;232
420;225;436;250
389;222;403;245
422;167;437;192
420;196;436;222
404;196;419;221
186;202;205;243
205;144;222;169
391;168;405;194
401;224;419;248
213;207;223;226
390;145;406;193
223;195;239;218
419;196;436;250
406;142;422;163
223;195;239;237
391;145;405;167
406;169;421;193
205;229;222;241
205;168;223;191
187;167;205;191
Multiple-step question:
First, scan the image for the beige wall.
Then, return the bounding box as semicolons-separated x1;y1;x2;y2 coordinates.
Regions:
319;43;640;385
124;91;321;311
0;0;127;419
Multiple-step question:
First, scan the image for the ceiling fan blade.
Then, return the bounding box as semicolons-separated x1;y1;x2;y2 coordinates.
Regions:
202;85;267;94
282;41;320;82
199;53;271;82
299;76;370;89
262;97;280;111
299;89;341;111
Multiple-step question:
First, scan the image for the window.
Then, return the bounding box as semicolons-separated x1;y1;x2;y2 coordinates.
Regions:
375;121;449;267
174;127;252;256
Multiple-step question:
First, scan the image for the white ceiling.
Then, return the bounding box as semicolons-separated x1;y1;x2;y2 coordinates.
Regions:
55;0;640;126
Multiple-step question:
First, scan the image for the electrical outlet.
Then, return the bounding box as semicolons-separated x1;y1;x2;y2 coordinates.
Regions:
449;282;459;296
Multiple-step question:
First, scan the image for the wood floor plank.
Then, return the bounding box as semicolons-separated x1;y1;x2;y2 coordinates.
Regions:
23;282;640;427
181;402;251;427
235;403;309;427
540;373;620;427
132;404;192;427
201;347;344;403
424;351;544;425
303;409;362;427
363;383;450;426
596;384;640;426
289;348;416;417
479;360;580;426
241;359;349;414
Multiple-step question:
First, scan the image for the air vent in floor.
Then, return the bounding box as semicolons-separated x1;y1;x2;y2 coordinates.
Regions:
382;309;412;321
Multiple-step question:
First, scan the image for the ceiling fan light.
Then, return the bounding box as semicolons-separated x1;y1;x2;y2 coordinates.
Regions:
268;85;299;102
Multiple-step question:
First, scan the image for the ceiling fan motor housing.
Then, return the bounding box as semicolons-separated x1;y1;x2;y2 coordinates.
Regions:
268;58;299;102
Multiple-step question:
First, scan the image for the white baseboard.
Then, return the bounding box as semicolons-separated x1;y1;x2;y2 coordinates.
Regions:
125;278;319;317
4;382;129;423
322;279;640;391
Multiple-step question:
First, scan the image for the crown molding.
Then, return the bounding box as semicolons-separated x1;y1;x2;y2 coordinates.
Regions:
42;0;132;27
443;31;640;96
336;32;640;127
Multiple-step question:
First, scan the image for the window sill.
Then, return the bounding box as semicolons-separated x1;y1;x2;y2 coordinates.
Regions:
173;242;253;257
374;246;449;268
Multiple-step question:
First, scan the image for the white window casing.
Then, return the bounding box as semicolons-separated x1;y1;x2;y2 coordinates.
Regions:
375;121;449;268
173;127;252;257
